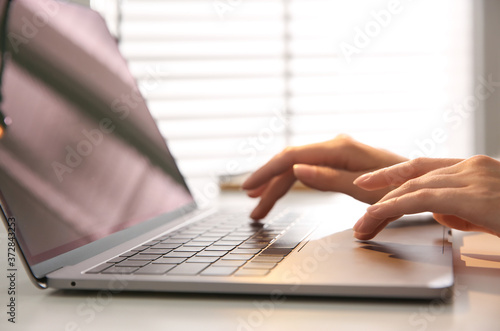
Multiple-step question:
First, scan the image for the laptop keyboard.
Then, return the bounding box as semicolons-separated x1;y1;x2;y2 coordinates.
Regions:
86;210;315;277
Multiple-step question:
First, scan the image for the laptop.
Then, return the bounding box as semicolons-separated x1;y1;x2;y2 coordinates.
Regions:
0;0;453;299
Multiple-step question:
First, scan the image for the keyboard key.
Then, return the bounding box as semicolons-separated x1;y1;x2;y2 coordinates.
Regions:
196;251;227;257
171;234;199;239
260;229;283;235
205;245;235;251
136;253;163;260
135;264;176;275
129;255;161;261
167;263;210;275
183;241;213;247
204;231;231;237
245;222;264;229
252;256;283;263
243;262;277;269
156;257;187;264
239;243;269;249
189;225;212;231
244;239;270;244
260;248;294;256
186;256;220;263
234;269;270;277
119;251;137;258
221;254;254;261
162;238;189;244
178;230;204;236
107;256;127;263
193;235;224;242
164;251;197;258
153;243;181;249
130;246;149;252
231;231;258;236
231;248;261;255
215;240;243;246
266;225;312;249
102;266;139;274
212;260;246;267
222;235;252;241
86;263;113;274
174;246;204;252
213;226;237;231
252;234;278;240
116;260;150;268
192;236;222;242
141;248;173;255
200;266;238;276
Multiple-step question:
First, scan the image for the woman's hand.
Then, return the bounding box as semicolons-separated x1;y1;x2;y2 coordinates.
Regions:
353;156;500;240
242;135;407;219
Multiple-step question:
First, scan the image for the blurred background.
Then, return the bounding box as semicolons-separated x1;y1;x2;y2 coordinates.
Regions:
68;0;498;193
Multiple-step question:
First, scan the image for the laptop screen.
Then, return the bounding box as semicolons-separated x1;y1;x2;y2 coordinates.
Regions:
0;0;194;266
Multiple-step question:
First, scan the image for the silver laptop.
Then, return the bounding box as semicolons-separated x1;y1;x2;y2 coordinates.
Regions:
0;0;453;299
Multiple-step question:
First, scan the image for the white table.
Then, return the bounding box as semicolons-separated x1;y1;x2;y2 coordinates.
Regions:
1;191;499;331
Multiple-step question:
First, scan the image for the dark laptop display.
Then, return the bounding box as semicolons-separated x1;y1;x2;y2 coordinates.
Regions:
0;0;193;269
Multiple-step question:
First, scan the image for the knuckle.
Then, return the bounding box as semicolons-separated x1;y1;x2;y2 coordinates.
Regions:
467;154;494;167
281;146;295;154
408;157;431;168
334;133;352;141
278;146;295;159
276;146;297;164
332;134;358;154
413;188;434;201
332;134;354;148
400;157;432;179
399;179;416;191
387;195;400;207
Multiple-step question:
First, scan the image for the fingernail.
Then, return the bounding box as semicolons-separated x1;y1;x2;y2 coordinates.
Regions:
353;219;364;232
353;172;372;185
353;231;373;240
293;164;316;179
353;214;371;233
366;204;381;214
250;206;263;220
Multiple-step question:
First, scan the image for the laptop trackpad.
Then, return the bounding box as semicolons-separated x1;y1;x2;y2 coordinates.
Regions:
273;215;453;295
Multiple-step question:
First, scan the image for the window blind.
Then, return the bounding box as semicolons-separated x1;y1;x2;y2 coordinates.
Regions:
91;0;473;184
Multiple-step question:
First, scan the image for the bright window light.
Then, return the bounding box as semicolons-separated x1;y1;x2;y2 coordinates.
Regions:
92;0;473;181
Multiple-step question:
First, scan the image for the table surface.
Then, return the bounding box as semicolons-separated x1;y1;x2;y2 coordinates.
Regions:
1;191;499;331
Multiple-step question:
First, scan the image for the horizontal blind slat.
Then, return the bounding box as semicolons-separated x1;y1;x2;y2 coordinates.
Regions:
92;0;473;179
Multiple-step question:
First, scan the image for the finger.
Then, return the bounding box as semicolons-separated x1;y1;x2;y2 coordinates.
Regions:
353;188;457;236
374;172;467;205
249;169;296;220
293;164;358;191
245;183;269;198
354;158;463;190
242;143;335;190
353;215;402;240
365;188;470;222
242;136;380;190
293;164;389;204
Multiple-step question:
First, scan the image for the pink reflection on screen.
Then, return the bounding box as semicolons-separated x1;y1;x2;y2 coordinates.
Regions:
0;0;194;265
